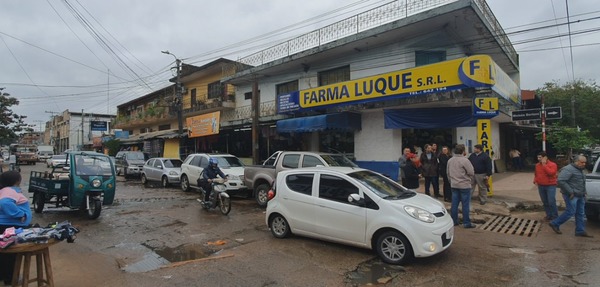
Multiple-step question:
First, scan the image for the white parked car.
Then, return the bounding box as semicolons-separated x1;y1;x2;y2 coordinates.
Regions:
266;167;454;265
141;158;183;188
180;153;247;195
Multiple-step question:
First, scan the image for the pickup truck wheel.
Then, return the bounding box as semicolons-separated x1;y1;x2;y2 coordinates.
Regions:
255;183;270;208
181;175;190;192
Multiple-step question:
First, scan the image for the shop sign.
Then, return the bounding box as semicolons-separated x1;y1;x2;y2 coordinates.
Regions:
186;111;220;138
473;97;499;118
278;55;512;113
477;119;494;196
91;121;108;131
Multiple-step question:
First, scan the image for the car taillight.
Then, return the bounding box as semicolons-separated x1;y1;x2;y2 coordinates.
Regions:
267;189;275;201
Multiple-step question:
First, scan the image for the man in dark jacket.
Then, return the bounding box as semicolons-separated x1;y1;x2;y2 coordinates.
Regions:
468;144;492;205
420;144;440;197
201;158;227;204
549;155;593;237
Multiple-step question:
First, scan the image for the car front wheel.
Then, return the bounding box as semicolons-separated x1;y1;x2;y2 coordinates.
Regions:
269;214;291;238
161;176;169;188
375;230;413;265
181;175;190;192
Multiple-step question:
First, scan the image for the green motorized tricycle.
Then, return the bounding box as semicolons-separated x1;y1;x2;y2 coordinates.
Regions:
28;151;116;219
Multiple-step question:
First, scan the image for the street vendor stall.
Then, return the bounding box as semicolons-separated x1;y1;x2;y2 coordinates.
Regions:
0;222;79;287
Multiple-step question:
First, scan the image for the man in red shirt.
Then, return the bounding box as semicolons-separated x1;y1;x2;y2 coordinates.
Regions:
534;152;558;220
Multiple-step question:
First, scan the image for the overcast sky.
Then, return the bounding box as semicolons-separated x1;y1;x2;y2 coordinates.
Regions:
1;0;598;131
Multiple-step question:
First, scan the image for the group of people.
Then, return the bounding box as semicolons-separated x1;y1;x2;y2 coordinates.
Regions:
399;143;493;228
0;170;31;285
534;152;594;238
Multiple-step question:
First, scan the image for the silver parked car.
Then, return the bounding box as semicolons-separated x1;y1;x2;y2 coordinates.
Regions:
141;158;183;187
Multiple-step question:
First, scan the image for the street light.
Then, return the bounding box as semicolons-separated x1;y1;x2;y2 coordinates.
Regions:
161;50;183;136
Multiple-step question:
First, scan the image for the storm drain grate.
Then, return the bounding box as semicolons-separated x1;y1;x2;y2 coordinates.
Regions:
479;216;540;237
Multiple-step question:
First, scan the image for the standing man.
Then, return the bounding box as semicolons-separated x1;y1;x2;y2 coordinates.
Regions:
534;152;558;220
398;147;412;186
549;155;593;237
420;144;440;197
447;144;476;228
438;146;452;202
468;144;493;205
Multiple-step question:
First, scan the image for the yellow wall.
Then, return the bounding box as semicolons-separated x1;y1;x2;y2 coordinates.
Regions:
182;73;224;109
164;139;180;158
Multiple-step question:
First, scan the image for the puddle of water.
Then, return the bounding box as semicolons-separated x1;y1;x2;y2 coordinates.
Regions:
152;243;212;263
345;259;405;285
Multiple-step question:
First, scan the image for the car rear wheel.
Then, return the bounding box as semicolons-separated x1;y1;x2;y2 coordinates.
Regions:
375;230;413;265
181;175;190;192
269;214;291;238
141;174;148;185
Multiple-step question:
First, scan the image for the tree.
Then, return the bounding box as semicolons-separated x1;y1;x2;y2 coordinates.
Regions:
537;80;600;140
0;88;32;145
537;123;594;161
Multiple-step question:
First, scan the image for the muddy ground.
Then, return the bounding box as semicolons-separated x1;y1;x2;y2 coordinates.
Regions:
17;163;600;286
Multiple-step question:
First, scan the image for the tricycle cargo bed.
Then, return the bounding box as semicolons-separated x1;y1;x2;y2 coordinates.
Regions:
28;171;70;195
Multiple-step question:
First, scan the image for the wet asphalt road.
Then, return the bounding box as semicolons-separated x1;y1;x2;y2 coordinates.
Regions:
16;163;600;286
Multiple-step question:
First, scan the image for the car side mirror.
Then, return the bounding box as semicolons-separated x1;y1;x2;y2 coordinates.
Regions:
348;193;364;206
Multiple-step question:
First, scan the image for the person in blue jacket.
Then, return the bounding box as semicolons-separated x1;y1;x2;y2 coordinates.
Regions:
201;158;227;205
0;170;32;285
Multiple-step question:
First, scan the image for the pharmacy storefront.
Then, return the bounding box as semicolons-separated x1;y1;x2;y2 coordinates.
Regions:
276;55;520;179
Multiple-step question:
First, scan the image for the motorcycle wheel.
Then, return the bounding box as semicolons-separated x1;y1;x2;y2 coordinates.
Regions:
219;195;231;215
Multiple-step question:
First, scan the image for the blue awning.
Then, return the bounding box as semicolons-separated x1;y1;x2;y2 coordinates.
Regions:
277;112;361;133
384;107;476;129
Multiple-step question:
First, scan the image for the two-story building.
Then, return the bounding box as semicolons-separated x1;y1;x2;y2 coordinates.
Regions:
223;0;521;178
46;110;115;153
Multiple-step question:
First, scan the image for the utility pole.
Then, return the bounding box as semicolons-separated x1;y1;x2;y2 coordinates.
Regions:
81;109;85;150
162;50;183;136
251;80;260;164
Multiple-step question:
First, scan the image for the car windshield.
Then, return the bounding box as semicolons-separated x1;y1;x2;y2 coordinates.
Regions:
128;152;145;160
74;154;113;176
163;159;183;168
216;156;244;168
348;170;415;199
321;154;357;167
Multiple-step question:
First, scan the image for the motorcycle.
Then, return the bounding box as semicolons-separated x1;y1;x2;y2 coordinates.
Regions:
198;177;231;215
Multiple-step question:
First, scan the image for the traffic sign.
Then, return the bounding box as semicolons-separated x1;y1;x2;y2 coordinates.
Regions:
511;106;562;121
473;97;499;118
544;106;562;119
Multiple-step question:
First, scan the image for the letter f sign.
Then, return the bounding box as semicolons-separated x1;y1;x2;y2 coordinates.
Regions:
469;60;481;76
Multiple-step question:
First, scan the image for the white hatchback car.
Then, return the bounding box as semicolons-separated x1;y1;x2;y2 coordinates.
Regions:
266;167;454;265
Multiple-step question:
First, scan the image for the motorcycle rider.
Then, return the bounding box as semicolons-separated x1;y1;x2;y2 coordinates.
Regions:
201;158;227;206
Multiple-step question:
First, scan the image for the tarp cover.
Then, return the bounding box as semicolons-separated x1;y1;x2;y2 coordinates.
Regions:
277;112;361;133
384;107;476;129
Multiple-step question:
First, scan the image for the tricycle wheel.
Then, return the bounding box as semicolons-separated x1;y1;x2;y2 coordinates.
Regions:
87;198;102;219
33;192;45;213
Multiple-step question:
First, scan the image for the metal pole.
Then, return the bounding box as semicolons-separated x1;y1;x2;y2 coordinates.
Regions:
252;80;260;164
176;58;183;136
541;94;546;152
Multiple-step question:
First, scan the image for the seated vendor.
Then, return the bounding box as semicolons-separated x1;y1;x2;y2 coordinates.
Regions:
0;170;32;285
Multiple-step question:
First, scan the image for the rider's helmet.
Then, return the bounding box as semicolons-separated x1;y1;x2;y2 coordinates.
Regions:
209;157;218;168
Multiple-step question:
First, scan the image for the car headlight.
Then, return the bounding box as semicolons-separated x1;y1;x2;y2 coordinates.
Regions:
404;205;435;223
169;171;178;176
92;179;102;188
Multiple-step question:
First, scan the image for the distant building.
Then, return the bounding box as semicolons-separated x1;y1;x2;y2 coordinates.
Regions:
45;110;115;152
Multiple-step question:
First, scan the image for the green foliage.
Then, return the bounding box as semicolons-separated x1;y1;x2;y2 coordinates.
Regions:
536;123;594;155
104;139;121;156
537;80;600;140
0;89;32;144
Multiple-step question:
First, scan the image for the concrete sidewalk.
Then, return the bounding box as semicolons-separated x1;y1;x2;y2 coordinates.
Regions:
415;171;562;219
